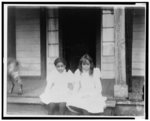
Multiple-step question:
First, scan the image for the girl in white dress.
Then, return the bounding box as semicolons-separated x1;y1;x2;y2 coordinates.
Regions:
40;58;73;115
67;54;107;115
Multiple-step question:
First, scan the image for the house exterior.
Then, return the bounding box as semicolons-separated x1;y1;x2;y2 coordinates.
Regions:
7;5;146;115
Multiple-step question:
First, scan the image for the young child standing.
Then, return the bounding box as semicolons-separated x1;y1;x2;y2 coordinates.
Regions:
40;57;73;115
67;54;107;115
7;58;23;95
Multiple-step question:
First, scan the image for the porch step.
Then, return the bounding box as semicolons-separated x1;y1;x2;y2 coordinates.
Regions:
7;96;116;116
7;96;48;115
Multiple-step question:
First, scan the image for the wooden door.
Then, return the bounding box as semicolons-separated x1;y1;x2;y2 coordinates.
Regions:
59;8;99;72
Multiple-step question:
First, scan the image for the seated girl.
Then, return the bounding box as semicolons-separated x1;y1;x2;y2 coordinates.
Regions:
67;54;107;115
40;57;73;115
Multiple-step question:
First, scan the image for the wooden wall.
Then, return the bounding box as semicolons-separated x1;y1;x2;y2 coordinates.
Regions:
16;7;41;76
132;8;145;76
101;9;115;79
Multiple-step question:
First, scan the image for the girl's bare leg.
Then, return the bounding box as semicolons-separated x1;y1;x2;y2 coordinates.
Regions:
48;103;56;115
59;103;66;115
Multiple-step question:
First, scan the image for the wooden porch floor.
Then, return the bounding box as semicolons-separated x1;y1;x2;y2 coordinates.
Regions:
7;78;46;97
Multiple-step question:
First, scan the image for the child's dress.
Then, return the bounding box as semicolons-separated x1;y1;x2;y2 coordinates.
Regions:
67;68;107;113
40;69;73;104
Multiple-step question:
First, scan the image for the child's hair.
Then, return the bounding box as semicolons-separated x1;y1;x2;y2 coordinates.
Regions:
54;57;66;66
78;54;94;75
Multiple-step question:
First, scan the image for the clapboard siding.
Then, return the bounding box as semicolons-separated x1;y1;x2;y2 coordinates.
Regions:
133;24;145;32
133;32;145;40
16;8;41;76
132;8;145;76
101;71;115;79
17;57;40;63
101;9;115;79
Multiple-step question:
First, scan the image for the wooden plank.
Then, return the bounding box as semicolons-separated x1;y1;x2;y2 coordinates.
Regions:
47;8;58;18
102;28;114;42
20;63;41;70
16;31;40;38
16;8;40;19
96;10;102;68
8;7;16;58
17;58;41;63
101;56;115;63
102;42;115;56
17;51;40;57
16;25;40;31
40;7;47;80
101;63;114;71
102;9;113;14
16;8;41;76
133;23;145;32
132;62;145;70
48;31;59;44
48;45;59;57
114;8;127;87
16;45;40;51
132;48;145;52
132;55;145;63
101;71;115;79
132;48;145;57
16;19;40;25
134;8;145;15
133;32;145;40
48;18;58;31
125;7;134;90
102;14;114;27
132;69;145;76
132;39;145;48
16;39;40;45
133;15;145;24
20;71;41;76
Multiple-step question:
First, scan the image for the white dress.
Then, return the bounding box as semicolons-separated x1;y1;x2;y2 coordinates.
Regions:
67;68;107;113
40;69;73;104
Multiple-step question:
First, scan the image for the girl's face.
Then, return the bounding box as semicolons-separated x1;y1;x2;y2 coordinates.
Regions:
56;62;65;73
82;59;90;72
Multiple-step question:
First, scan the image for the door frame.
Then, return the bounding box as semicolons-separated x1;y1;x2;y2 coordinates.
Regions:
58;8;102;69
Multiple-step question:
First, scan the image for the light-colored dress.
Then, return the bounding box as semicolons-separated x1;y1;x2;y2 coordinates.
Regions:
67;68;107;113
40;69;73;104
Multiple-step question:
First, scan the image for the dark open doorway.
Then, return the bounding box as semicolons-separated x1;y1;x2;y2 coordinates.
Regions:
59;8;100;72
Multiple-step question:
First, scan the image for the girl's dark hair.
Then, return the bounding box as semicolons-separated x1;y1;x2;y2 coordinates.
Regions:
78;54;94;75
54;57;66;66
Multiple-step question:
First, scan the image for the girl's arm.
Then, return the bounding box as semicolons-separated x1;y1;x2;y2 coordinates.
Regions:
44;71;55;91
73;69;80;93
94;68;102;93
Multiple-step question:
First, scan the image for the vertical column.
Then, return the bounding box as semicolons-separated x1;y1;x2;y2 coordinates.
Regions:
40;8;47;80
114;7;128;98
7;7;16;58
46;8;59;77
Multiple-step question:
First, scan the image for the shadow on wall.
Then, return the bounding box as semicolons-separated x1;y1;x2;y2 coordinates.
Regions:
101;79;115;98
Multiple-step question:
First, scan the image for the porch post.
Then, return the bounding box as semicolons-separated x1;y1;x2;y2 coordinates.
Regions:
40;8;47;80
114;7;128;99
7;7;16;58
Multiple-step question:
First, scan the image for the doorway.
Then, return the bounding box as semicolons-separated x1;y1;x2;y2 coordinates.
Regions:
59;8;101;72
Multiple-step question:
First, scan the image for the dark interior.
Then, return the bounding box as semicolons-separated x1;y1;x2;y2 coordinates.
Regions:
59;8;100;72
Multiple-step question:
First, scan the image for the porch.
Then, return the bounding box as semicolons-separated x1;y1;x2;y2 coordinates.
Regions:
6;5;146;117
7;78;144;116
